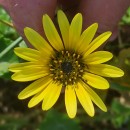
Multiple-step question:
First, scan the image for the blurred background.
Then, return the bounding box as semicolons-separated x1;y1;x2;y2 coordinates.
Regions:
1;6;130;130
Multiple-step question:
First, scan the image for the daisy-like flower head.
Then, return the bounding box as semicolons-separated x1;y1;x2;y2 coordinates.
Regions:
9;10;124;118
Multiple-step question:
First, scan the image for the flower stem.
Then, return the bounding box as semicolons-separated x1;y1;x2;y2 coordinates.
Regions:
0;19;14;28
0;37;23;59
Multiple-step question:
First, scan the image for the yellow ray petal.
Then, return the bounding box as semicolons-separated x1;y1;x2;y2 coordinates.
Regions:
18;77;51;99
76;23;98;53
28;94;43;108
84;32;112;57
42;83;62;110
83;83;107;112
24;27;53;56
75;83;94;117
9;62;43;72
28;81;52;108
14;47;42;62
12;67;48;81
87;64;124;77
83;72;109;89
65;85;77;118
43;14;64;51
69;13;82;49
57;10;69;50
83;51;113;64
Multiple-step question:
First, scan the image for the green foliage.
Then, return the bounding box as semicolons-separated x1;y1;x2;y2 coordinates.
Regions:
87;99;130;130
39;110;81;130
0;7;25;79
121;7;130;25
0;115;28;130
0;36;24;79
0;7;17;39
111;100;130;128
110;82;130;92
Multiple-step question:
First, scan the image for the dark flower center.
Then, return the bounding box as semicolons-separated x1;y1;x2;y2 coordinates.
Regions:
61;62;73;73
49;50;85;86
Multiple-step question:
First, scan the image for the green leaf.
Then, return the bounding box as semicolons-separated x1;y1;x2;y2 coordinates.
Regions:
0;37;23;79
0;114;28;130
39;110;81;130
0;7;17;38
111;100;130;128
110;82;130;92
0;62;10;76
0;7;21;79
121;7;130;25
111;100;130;114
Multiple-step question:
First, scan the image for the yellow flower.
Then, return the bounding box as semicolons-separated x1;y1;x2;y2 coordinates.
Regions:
9;10;124;118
